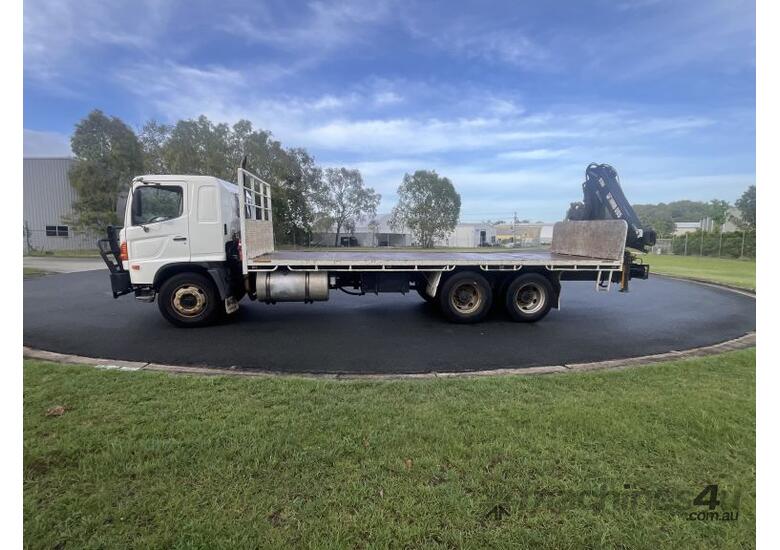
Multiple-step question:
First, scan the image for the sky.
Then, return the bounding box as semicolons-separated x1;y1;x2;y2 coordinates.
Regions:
23;0;755;222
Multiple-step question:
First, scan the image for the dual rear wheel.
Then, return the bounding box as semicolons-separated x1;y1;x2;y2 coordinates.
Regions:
438;271;554;324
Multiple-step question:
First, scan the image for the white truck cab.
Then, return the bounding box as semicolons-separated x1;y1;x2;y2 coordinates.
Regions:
100;173;246;326
121;175;241;284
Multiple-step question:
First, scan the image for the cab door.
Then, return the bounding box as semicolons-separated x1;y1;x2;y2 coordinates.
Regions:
125;183;189;284
188;180;224;262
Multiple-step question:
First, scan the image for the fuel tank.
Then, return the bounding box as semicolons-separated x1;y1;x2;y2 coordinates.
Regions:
254;270;329;303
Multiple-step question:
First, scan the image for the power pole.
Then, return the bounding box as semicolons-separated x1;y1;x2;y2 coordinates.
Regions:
513;211;517;246
740;231;746;258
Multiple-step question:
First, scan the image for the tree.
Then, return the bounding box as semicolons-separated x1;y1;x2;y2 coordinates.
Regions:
322;168;380;246
632;200;715;237
272;148;326;244
138;115;327;244
735;185;756;230
139;120;172;174
390;170;460;248
161;115;234;180
68;110;144;232
706;199;730;232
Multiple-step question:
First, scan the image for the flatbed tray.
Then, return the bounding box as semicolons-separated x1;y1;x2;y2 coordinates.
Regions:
248;249;620;270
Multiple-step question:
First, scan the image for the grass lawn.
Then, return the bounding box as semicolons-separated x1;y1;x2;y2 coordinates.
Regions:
25;351;755;548
643;254;756;291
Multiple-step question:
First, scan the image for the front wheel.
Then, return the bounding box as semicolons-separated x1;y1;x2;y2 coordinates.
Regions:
504;273;554;322
439;271;493;323
157;272;221;327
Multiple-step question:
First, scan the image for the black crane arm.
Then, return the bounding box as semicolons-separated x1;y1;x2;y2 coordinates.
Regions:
567;163;656;251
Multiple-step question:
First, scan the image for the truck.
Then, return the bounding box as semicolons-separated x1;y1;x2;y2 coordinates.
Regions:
98;162;655;327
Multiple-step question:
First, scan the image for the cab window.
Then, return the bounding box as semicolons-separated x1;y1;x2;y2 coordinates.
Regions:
131;185;183;225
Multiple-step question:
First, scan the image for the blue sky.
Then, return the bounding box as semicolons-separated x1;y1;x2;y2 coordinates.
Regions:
23;0;755;221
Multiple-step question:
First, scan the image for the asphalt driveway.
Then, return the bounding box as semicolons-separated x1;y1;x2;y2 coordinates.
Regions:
23;270;755;374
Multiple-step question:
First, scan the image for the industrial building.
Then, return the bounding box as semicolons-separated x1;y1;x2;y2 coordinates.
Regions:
23;157;98;252
310;214;413;247
494;222;554;247
436;223;497;247
312;216;500;248
673;209;742;236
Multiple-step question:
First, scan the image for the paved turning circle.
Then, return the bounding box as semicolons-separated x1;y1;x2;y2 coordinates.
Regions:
24;270;755;374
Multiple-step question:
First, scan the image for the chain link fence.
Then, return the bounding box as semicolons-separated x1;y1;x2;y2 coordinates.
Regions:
650;231;755;259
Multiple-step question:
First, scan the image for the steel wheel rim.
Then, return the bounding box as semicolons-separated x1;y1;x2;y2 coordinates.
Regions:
515;283;545;314
450;282;483;314
172;285;207;317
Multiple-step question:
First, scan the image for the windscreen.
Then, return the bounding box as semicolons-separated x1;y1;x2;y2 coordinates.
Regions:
131;185;183;225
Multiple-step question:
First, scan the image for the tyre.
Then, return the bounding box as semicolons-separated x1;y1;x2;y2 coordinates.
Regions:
416;285;436;303
504;273;554;323
157;272;221;327
438;271;493;323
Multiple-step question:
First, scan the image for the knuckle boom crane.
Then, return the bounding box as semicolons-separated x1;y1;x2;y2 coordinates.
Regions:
567;163;657;250
567;163;655;289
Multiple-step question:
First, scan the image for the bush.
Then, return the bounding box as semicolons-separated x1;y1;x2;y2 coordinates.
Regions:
671;230;755;258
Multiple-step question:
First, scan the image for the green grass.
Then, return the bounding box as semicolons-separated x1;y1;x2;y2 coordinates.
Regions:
26;249;101;258
644;254;756;291
23;267;48;278
25;351;755;548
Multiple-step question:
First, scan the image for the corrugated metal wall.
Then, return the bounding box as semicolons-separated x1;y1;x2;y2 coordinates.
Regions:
23;157;98;251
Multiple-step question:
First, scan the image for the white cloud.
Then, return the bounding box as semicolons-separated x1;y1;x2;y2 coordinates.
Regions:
448;31;549;68
113;59;718;162
497;149;570;160
373;91;403;106
24;0;176;89
24;129;72;157
222;0;394;53
400;12;549;69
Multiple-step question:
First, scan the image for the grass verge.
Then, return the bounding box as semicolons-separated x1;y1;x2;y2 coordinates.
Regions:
25;351;755;548
23;267;49;279
643;254;755;291
26;249;101;258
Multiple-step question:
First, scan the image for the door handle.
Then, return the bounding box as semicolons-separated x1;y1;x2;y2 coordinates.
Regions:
173;236;187;242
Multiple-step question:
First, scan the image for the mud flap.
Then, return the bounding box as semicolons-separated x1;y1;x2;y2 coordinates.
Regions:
225;296;239;314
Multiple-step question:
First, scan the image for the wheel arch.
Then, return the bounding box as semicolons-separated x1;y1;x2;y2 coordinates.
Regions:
153;262;232;300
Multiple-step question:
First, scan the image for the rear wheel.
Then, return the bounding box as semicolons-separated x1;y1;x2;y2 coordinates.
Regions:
158;272;221;327
439;271;492;323
504;273;554;322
